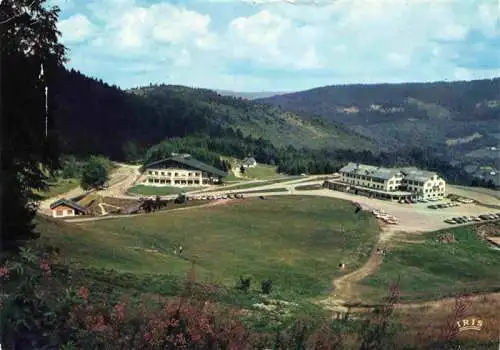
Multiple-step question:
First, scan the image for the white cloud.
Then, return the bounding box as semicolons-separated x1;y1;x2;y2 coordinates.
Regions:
227;10;322;69
61;0;500;91
58;14;96;43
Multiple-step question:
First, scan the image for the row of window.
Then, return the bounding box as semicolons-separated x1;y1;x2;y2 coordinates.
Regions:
148;178;204;185
55;209;73;216
148;170;201;177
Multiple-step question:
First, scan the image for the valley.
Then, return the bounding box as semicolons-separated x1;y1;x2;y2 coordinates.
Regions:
29;159;500;348
3;3;500;346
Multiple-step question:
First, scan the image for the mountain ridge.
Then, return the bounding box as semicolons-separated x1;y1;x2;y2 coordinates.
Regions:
50;68;375;161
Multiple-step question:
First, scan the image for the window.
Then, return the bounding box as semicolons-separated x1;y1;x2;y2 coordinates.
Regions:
148;170;152;175
161;172;164;175
67;209;73;215
154;171;158;175
175;173;178;176
56;210;63;216
167;172;171;176
188;172;192;177
154;179;159;183
195;172;199;176
148;178;153;183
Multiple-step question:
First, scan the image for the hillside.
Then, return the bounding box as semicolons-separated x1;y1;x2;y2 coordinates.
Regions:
258;79;500;154
49;68;374;161
128;85;375;150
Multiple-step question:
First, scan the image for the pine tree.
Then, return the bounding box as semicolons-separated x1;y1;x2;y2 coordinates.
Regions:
1;0;66;250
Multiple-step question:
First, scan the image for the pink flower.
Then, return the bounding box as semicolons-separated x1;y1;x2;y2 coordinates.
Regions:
144;332;152;342
39;260;50;271
114;302;125;321
191;333;202;343
78;287;89;301
92;315;106;332
174;333;186;346
0;267;9;279
168;318;180;328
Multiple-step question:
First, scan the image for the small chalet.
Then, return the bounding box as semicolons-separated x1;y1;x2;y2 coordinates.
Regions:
242;157;257;168
50;198;89;218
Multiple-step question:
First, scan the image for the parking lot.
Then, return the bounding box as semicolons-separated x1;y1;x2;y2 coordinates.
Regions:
291;189;499;233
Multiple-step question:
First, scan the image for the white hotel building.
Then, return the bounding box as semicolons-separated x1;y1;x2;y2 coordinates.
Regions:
324;162;446;201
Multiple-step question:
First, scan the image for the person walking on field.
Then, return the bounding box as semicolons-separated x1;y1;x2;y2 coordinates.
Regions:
179;245;183;256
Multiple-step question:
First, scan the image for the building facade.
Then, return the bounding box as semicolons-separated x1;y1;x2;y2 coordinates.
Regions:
325;163;446;201
142;155;228;187
50;198;89;218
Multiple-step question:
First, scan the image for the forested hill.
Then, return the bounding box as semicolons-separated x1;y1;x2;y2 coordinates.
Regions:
128;85;375;150
257;78;500;153
49;68;374;160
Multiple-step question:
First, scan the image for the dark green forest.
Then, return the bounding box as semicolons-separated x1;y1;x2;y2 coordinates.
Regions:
47;67;498;189
257;79;500;154
50;68;373;161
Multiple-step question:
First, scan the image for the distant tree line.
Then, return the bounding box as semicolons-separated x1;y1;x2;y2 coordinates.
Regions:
140;133;494;188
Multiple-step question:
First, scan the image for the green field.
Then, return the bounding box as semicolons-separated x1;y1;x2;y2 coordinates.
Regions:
37;196;379;302
243;164;283;180
361;226;500;302
36;178;80;199
127;185;202;196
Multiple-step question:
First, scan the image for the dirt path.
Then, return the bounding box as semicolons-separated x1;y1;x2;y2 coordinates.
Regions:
39;163;141;215
319;225;401;311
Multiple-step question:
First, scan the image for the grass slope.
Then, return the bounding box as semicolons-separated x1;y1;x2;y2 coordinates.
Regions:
128;185;202;196
242;164;283;180
133;85;376;151
257;79;500;155
361;226;500;302
37;196;379;302
36;178;79;199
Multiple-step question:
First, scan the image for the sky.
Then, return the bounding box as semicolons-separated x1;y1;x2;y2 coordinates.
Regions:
50;0;500;92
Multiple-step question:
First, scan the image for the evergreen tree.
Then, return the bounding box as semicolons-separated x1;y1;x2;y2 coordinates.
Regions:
1;0;66;250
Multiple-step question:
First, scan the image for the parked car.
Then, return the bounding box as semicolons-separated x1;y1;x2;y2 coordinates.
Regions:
444;219;455;224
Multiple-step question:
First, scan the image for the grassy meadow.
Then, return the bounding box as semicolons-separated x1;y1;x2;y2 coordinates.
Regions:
36;196;379;302
127;185;202;196
243;164;283;180
36;178;80;199
360;226;500;302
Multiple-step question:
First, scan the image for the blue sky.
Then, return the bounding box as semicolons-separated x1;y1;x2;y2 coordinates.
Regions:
51;0;500;92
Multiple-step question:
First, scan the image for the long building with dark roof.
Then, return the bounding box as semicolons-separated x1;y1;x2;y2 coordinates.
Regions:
323;162;446;201
141;154;228;187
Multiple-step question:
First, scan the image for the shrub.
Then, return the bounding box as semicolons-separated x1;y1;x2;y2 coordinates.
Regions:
174;193;186;204
236;275;252;293
261;280;272;294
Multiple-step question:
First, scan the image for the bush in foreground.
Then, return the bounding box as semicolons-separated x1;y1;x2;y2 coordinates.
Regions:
1;247;483;349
